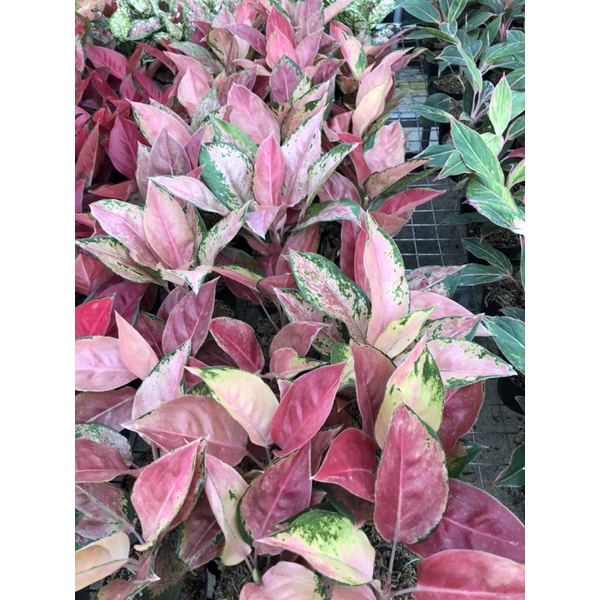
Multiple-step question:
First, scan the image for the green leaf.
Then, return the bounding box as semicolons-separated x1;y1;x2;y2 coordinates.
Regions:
502;307;525;321
457;46;482;93
209;116;258;158
493;443;524;487
466;174;525;234
480;133;504;156
506;159;525;189
403;0;442;24
459;263;512;286
489;76;512;135
506;67;525;91
506;115;525;140
446;438;488;478
439;150;470;179
417;144;456;168
483;316;525;374
448;0;468;23
451;121;504;183
510;91;525;120
412;105;453;123
462;237;513;272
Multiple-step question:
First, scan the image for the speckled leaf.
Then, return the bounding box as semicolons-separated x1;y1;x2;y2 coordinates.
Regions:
240;561;326;600
75;438;130;483
351;342;395;439
466;174;525;234
76;297;114;339
427;339;515;388
374;405;449;544
266;27;298;69
76;336;137;392
271;362;346;456
295;198;361;232
313;428;376;501
407;265;465;298
177;493;224;569
494;443;525;487
200;142;253;209
75;387;136;431
75;532;130;591
363;215;410;344
132;439;206;550
131;101;192;147
75;423;132;463
228;84;280;145
421;315;483;341
451;121;503;183
132;340;191;420
197;203;249;266
270;56;303;103
413;549;525;598
239;445;312;550
269;348;325;379
364;160;428;199
290;250;370;342
374;307;436;359
407;479;525;562
143;181;194;270
193;367;279;447
126;395;248;466
256;510;375;585
76;237;161;284
151;175;229;216
210;317;265;373
138;545;187;600
205;454;252;566
90;200;158;268
437;382;485;455
162;279;218;355
306;145;356;205
375;338;445;448
115;312;159;380
253;133;285;207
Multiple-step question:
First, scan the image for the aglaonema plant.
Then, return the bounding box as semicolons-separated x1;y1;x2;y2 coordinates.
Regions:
76;210;524;598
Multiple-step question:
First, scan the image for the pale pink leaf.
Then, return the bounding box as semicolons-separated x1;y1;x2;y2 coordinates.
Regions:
270;321;325;356
178;68;211;117
413;550;525;599
132;340;191;420
240;561;324;600
75;439;130;483
269;348;325;379
331;585;376;600
151;175;229;215
75;336;137;392
130;101;193;147
204;454;252;566
364;121;406;173
75;532;130;592
374;405;448;544
374;307;436;359
253;133;285;207
228;83;280;144
126;395;248;466
115;312;159;380
198;203;250;266
266;28;298;69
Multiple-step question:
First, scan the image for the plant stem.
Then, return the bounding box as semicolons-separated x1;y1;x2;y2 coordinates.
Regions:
151;442;159;461
264;446;272;466
389;587;418;598
247;452;265;470
384;539;398;595
260;302;280;332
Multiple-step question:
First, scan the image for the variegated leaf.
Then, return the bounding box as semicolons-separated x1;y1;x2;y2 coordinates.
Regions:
151;175;229;216
374;307;436;359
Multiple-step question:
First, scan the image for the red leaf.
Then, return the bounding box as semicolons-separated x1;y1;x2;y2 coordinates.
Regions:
86;45;128;79
407;479;525;563
108;116;146;181
209;317;265;373
414;550;525;599
313;428;376;501
75;122;104;187
270;321;325;356
75;297;114;338
162;279;218;355
271;362;346;456
374;405;448;544
133;311;165;358
239;445;312;553
75;438;130;483
75;387;136;431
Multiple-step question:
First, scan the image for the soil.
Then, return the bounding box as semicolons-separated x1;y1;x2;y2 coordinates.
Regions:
430;73;465;96
483;277;525;314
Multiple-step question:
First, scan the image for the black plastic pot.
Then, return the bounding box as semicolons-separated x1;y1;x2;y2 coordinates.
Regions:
497;375;525;415
428;74;463;100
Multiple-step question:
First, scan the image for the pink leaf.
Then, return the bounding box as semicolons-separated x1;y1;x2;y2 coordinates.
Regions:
115;312;159;380
128;394;248;466
270;321;325;355
198;204;250;266
75;438;130;483
178;68;211;117
76;122;104;187
209;317;265;373
177;493;224;569
373;307;436;359
350;342;395;440
377;188;446;218
162;279;218;355
437;382;484;455
407;479;525;563
151;175;228;215
75;297;114;338
193;367;279;447
253;133;285;207
241;561;324;600
132;340;191;420
228;84;280;145
75;336;137;392
374;405;448;544
144;180;195;270
133;311;165;358
331;585;376;600
75;254;113;296
204;454;252;566
271;362;346;456
130;101;193;147
413;550;525;599
364;121;406;173
363;214;410;344
313;428;376;501
108;116;146;181
132;439;206;550
75;387;136;431
239;445;312;552
227;23;267;56
147;127;192;178
365;160;428;199
269;348;324;379
86;45;128;79
266;28;298;69
270;56;303;103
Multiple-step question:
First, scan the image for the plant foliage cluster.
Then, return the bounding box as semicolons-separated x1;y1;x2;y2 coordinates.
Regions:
75;0;525;597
